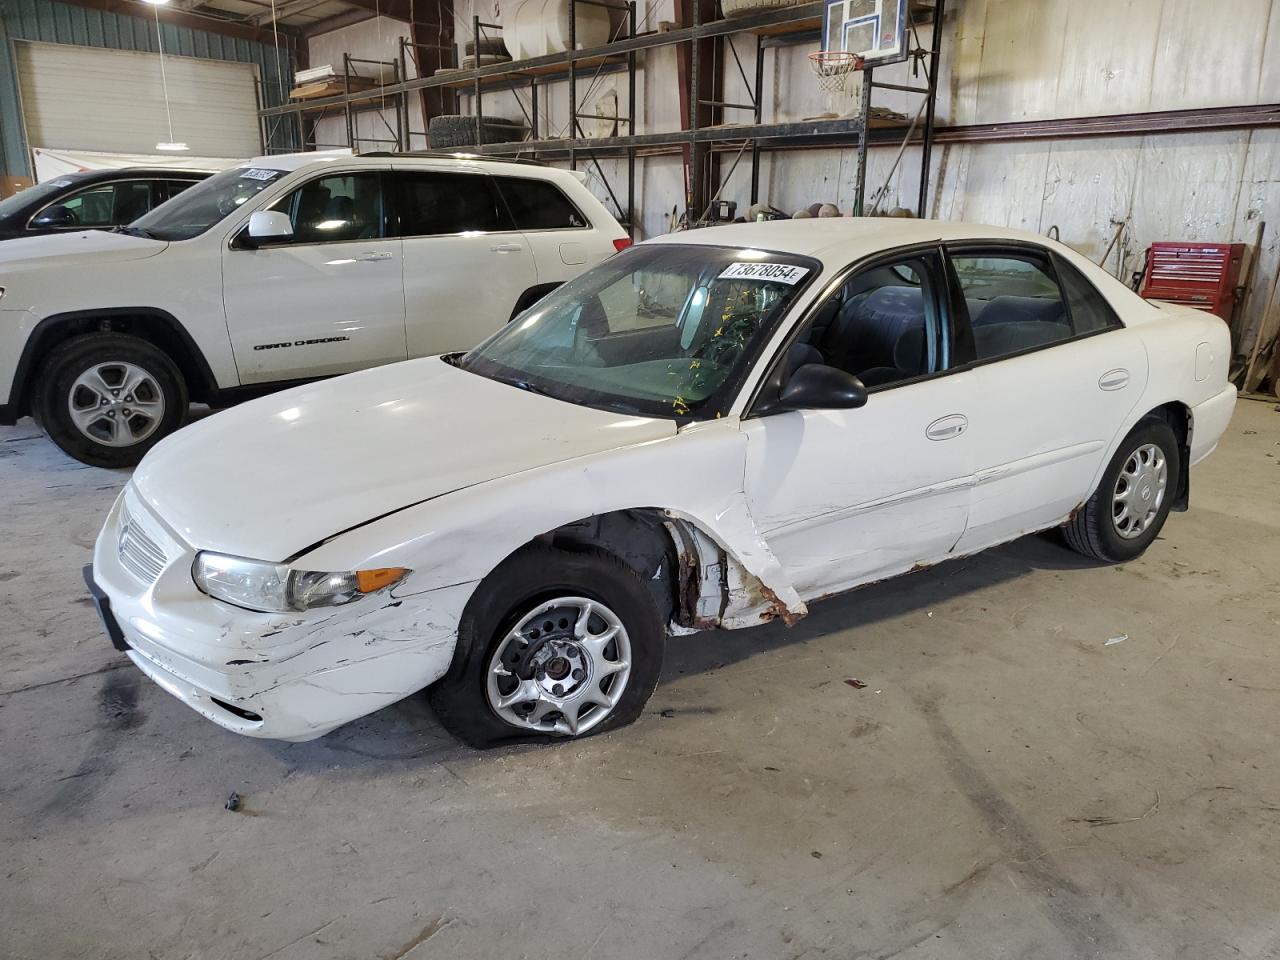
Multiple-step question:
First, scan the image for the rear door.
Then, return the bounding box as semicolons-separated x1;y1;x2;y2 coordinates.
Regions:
222;167;408;384
391;166;538;356
491;174;606;281
945;242;1148;553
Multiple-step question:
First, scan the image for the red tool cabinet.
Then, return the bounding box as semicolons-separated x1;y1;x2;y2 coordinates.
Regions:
1138;242;1244;323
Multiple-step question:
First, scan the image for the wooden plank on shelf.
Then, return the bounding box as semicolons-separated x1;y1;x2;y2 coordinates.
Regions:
290;76;380;101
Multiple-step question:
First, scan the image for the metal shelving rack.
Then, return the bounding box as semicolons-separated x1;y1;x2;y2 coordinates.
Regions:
257;0;944;232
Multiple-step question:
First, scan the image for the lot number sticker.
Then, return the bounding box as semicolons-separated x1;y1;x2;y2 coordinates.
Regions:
240;168;282;181
718;261;809;285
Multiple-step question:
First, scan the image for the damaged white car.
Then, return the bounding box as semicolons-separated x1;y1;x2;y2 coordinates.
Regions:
86;220;1236;746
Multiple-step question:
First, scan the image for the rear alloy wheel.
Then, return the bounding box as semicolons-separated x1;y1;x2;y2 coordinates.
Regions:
1062;418;1180;563
35;333;187;468
430;545;664;748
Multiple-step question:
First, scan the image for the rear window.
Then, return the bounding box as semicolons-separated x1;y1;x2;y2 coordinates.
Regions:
494;177;588;230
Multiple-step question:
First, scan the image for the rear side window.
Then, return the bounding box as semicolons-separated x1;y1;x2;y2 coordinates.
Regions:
38;180;152;228
493;177;588;230
395;172;510;236
950;251;1072;361
1053;254;1123;333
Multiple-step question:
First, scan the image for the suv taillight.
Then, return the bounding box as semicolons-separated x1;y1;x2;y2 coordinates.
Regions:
613;237;632;252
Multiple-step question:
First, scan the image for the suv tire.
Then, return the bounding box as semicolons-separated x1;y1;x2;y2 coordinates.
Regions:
34;333;188;468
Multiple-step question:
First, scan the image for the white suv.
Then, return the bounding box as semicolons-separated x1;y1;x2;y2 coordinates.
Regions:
0;152;629;466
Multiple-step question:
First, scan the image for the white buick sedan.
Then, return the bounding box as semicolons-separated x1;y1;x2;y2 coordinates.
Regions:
87;219;1236;746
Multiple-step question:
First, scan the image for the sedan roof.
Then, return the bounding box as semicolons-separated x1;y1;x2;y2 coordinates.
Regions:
646;218;1058;261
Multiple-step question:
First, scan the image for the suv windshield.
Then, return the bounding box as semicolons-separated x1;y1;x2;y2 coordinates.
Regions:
460;244;818;418
132;166;287;241
0;177;78;217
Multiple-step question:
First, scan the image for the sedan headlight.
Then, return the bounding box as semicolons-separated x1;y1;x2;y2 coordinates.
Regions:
192;552;409;613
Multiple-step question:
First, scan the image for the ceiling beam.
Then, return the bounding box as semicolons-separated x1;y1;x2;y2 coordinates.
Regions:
247;0;329;25
54;0;302;47
300;7;377;37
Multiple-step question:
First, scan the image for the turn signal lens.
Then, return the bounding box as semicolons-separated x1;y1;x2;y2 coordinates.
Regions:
356;567;409;593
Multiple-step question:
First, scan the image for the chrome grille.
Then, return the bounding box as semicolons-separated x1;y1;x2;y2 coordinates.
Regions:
118;502;167;585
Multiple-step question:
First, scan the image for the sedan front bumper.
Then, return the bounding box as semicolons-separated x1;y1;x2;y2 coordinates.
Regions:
88;488;473;741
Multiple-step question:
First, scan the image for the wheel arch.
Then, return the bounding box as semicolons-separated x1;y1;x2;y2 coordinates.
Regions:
11;308;219;417
1140;400;1191;511
508;282;563;321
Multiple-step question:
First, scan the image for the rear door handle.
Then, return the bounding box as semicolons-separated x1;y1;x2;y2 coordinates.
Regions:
356;251;393;262
926;414;968;441
490;243;523;253
1099;368;1130;391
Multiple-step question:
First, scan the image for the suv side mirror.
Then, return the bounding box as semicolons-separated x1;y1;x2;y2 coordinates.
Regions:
241;210;294;247
33;204;76;228
778;363;868;411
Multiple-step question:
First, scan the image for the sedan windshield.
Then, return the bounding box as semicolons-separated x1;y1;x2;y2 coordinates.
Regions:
131;165;287;241
460;244;818;418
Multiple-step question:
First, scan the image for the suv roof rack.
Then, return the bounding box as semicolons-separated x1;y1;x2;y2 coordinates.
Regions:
357;150;546;167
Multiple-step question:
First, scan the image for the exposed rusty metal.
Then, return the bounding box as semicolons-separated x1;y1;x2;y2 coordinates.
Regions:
757;582;804;628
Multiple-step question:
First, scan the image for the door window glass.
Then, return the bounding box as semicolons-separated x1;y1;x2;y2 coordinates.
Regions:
951;253;1072;360
163;179;201;203
39;181;152;228
493;177;588;230
276;173;384;243
395;172;509;236
784;257;943;392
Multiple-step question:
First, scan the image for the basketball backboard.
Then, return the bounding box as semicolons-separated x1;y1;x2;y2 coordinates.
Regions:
821;0;909;67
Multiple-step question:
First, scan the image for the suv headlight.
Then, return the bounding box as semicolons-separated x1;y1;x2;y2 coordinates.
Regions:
192;552;409;613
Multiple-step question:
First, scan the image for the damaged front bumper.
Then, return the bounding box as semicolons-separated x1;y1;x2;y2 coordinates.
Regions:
89;489;471;741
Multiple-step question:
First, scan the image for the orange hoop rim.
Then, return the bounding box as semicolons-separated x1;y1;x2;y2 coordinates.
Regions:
808;50;862;72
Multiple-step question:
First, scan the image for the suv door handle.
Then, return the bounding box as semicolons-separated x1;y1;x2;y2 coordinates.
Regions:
490;243;523;253
926;414;968;441
356;251;393;262
1099;368;1130;391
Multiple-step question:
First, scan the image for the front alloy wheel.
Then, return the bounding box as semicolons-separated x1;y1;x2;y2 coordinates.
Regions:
429;545;665;748
486;596;632;736
67;361;167;448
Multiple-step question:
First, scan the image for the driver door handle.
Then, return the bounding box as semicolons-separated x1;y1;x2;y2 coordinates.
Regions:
356;251;393;262
926;414;968;441
490;243;523;253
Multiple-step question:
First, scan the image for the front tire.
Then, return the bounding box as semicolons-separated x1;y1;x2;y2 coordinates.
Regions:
429;545;665;748
1063;418;1180;563
34;333;188;468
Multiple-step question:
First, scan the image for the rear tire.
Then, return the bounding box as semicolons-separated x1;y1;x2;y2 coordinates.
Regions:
429;545;665;748
34;333;188;468
1062;418;1180;563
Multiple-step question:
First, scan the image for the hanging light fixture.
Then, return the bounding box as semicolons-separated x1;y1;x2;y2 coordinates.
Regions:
145;0;189;151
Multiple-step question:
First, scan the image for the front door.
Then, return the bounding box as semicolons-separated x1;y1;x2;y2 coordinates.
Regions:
391;167;538;357
222;169;407;384
742;249;976;598
945;244;1149;554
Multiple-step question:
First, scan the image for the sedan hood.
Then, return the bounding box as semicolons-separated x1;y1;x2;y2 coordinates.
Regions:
0;230;167;268
132;357;677;560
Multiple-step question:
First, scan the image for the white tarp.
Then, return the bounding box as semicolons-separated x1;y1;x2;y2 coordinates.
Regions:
31;147;243;183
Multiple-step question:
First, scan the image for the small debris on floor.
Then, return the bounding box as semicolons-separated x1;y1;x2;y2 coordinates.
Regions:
659;708;675;718
1105;635;1129;646
844;678;868;689
1244;429;1258;435
811;850;823;859
224;792;241;812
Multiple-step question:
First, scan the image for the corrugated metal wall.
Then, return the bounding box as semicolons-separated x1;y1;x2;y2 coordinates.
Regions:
0;0;298;176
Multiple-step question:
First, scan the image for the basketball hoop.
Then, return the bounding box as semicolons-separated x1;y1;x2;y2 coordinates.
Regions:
808;50;862;95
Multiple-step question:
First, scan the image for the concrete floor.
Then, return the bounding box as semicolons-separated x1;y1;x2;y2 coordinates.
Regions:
2;400;1279;960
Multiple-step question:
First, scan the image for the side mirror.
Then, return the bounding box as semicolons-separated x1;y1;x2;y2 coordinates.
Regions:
33;204;76;228
242;210;294;247
778;363;868;411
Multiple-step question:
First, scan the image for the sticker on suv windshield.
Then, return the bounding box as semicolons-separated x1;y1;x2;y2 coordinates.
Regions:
718;262;810;285
240;168;283;181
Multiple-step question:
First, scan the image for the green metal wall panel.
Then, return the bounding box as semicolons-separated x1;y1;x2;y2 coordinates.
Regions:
0;0;297;177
